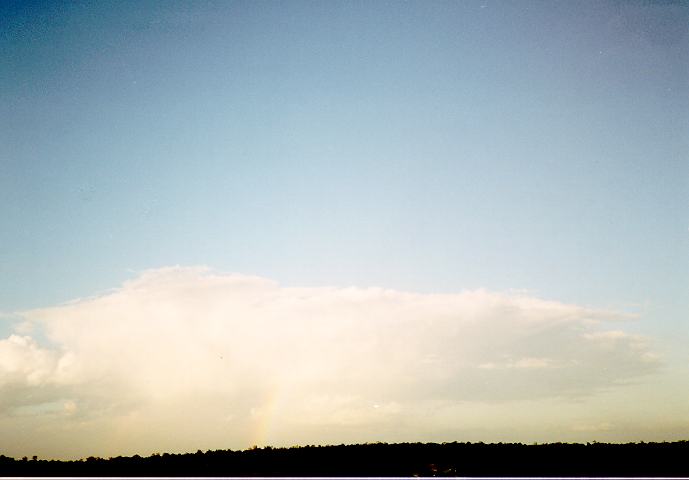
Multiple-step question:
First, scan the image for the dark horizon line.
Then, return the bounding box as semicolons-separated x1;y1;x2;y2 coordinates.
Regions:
2;440;689;477
7;439;689;462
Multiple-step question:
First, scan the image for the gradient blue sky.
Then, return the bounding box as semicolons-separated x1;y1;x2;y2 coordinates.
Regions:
4;0;688;327
0;0;688;457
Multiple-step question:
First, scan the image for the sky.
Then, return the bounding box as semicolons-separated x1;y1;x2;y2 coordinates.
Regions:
1;0;688;460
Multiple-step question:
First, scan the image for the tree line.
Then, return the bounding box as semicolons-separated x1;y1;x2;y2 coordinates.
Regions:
1;441;688;476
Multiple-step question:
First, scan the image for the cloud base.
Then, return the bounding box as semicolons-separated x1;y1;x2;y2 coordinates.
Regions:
0;267;660;458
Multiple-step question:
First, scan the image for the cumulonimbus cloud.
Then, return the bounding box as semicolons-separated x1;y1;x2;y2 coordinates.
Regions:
0;267;660;455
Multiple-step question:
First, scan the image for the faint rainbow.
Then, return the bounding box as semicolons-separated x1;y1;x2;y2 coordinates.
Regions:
248;384;283;447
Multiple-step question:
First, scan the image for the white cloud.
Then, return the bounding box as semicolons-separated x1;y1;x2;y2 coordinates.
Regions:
0;335;63;387
0;267;661;457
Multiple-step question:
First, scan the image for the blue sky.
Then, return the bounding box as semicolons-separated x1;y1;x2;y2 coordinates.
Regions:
0;0;688;458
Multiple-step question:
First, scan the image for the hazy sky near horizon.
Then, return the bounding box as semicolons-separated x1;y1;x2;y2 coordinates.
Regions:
1;0;688;460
